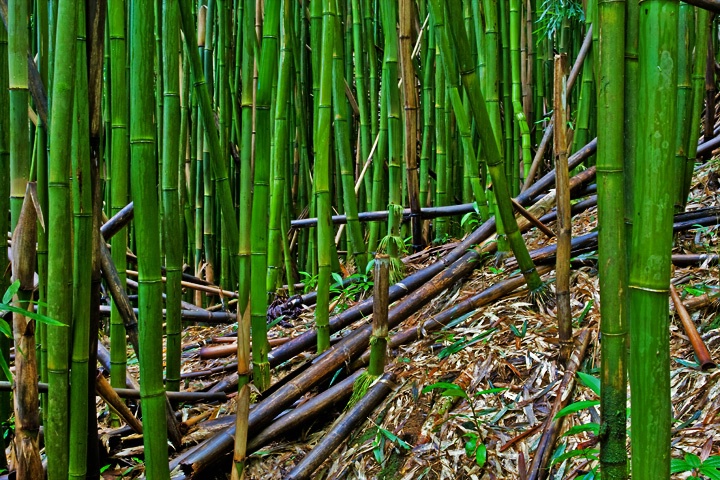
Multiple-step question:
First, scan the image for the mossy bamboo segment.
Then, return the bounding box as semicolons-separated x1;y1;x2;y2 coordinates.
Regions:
10;187;43;480
433;0;544;294
315;0;335;353
250;0;280;386
629;1;678;477
681;8;710;207
596;0;628;476
162;0;182;392
69;7;92;474
46;0;78;476
108;0;129;406
553;54;572;362
129;0;170;475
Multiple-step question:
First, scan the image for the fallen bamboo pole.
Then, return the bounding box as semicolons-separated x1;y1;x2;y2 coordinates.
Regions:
527;329;591;480
285;372;396;480
95;373;143;434
670;285;716;370
199;337;290;359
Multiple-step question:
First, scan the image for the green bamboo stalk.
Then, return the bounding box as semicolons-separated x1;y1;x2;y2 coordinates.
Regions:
108;0;129;402
162;0;182;392
250;0;280;387
629;1;678;477
332;11;368;274
0;16;10;470
433;0;544;295
46;0;78;476
510;0;532;183
202;0;216;288
178;0;239;265
315;0;335;353
419;18;434;241
8;0;29;226
267;7;292;294
68;4;92;474
434;54;448;242
597;0;628;476
673;4;694;212
624;0;639;246
681;8;710;208
129;0;170;475
351;0;372;211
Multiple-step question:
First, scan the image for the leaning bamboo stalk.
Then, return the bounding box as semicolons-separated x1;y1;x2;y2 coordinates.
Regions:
199;337;290;360
95;372;143;434
670;285;716;370
285;373;396;480
527;329;591;480
268;144;597;367
554;54;572;362
125;269;238;298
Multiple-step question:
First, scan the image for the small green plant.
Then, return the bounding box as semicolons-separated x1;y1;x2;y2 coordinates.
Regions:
536;0;585;39
509;319;528;339
298;271;319;294
460;202;482;231
421;383;507;468
671;453;720;479
371;422;411;466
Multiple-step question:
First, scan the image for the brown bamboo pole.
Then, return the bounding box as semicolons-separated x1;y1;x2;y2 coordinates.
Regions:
285;372;396;480
95;372;143;434
199;337;290;360
554;54;572;362
511;198;556;238
670;285;716;370
527;329;591;480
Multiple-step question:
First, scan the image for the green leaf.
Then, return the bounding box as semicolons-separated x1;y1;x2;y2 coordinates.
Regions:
475;387;508;396
0;304;66;327
549;448;599;466
422;382;469;400
331;272;344;287
554;400;600;419
0;355;12;385
671;459;691;473
2;281;20;305
377;426;411;450
685;454;702;469
474;443;487;468
464;435;477;458
700;465;720;480
561;423;599;438
0;319;11;338
577;372;601;396
703;457;720;468
685;287;706;297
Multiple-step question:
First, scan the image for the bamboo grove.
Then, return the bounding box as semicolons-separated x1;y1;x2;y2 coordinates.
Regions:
0;0;716;478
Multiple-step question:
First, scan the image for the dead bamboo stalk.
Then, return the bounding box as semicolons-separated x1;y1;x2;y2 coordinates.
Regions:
554;54;573;363
95;372;143;434
670;285;716;370
527;329;591;480
198;337;290;360
511;198;555;238
285;373;396;480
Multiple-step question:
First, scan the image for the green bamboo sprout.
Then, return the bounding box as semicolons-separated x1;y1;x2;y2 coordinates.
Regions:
162;0;182;392
596;0;629;476
250;0;280;386
432;0;545;296
69;4;92;475
46;0;78;476
108;0;129;404
681;8;710;208
129;0;170;475
314;0;335;353
629;1;678;477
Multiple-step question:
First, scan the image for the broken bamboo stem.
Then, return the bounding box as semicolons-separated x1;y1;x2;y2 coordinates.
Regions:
670;284;716;370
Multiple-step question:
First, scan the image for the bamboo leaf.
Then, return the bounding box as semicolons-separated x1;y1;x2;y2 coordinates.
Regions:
0;354;11;386
577;372;601;396
554;400;600;419
562;423;599;438
2;280;20;305
549;448;599;466
671;459;691;473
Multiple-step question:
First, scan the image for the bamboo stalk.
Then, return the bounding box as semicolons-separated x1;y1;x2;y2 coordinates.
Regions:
95;372;143;434
285;373;396;480
527;329;591;480
553;54;573;362
670;285;716;370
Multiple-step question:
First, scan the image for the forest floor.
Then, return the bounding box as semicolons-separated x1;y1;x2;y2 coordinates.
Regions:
99;158;719;480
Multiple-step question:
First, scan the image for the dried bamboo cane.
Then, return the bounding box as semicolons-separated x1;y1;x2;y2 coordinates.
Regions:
285;372;396;480
527;329;591;480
